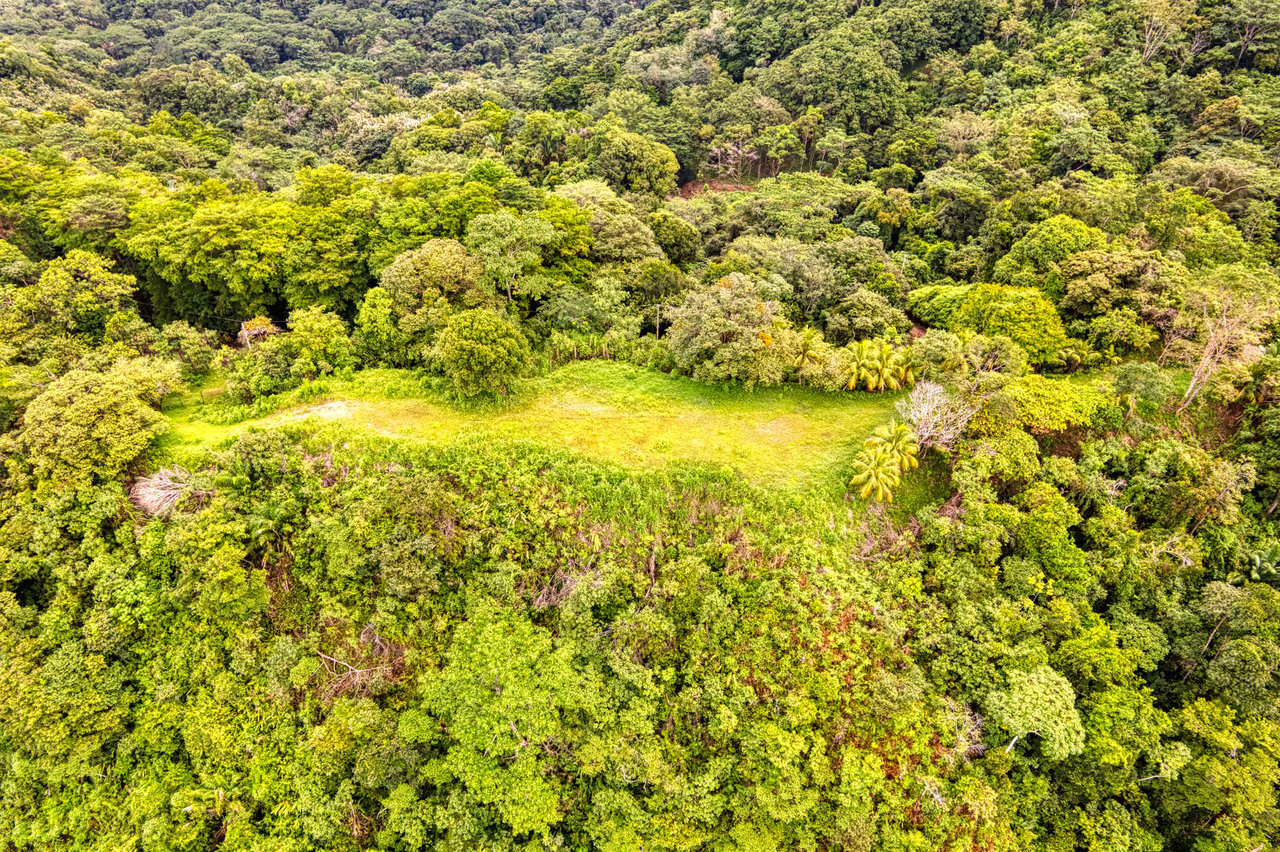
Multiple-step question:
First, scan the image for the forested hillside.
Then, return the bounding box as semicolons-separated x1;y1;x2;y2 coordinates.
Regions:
1;0;1279;848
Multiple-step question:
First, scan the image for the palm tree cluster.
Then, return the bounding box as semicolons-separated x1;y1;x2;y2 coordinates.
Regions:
842;340;916;392
1229;541;1280;586
849;420;920;503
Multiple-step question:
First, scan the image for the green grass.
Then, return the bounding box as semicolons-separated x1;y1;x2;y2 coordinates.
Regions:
161;361;903;496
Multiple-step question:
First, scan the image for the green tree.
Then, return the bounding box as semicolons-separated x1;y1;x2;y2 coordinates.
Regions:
869;420;920;472
285;306;353;380
380;238;490;342
953;285;1071;365
354;287;413;367
648;210;702;267
591;130;679;197
0;250;136;362
464;211;560;302
985;666;1087;761
1157;699;1280;851
10;365;174;486
993;215;1107;294
666;275;791;387
432;308;530;398
419;602;592;837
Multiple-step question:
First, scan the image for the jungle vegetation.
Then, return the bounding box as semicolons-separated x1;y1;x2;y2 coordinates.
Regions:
1;0;1279;848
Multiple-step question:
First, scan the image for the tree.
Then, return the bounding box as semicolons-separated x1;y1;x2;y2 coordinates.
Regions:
649;210;702;267
285;306;353;380
907;284;973;329
432;309;530;398
849;443;903;502
666;275;791;387
553;182;660;264
282;192;374;311
126;191;291;318
464;212;559;302
160;321;218;380
985;666;1086;761
756;125;802;177
875;341;916;391
379;238;490;341
843;339;884;391
896;381;981;452
1114;362;1175;416
354;287;413;367
1176;296;1266;413
0;239;39;287
419;603;586;837
0;250;136;361
1140;0;1194;63
794;326;828;385
953;285;1071;365
1158;699;1280;850
868;420;920;472
761;36;906;136
992;215;1107;293
591;130;679;196
1216;0;1280;66
824;289;910;345
11;365;173;486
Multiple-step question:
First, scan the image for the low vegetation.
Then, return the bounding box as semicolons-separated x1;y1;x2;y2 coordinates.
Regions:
164;361;901;495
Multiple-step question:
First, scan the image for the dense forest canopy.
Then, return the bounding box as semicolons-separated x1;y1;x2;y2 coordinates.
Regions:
1;0;1280;848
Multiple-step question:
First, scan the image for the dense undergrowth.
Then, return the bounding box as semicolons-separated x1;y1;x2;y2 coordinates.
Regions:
1;429;1012;849
2;0;1280;846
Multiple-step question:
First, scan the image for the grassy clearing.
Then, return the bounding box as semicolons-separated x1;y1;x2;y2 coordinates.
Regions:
161;361;903;496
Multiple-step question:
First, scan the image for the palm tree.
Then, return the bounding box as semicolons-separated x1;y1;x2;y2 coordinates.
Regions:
870;420;920;472
844;339;883;391
883;345;916;391
1230;542;1280;585
246;502;293;568
872;341;900;390
849;444;902;502
795;326;827;385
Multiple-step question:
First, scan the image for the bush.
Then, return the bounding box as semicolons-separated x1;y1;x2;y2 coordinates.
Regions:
666;274;791;387
433;309;531;398
14;366;171;485
907;284;973;328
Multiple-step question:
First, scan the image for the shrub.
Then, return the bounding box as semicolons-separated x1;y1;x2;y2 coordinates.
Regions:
666;274;791;387
433;308;531;398
15;366;171;485
952;284;1070;364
